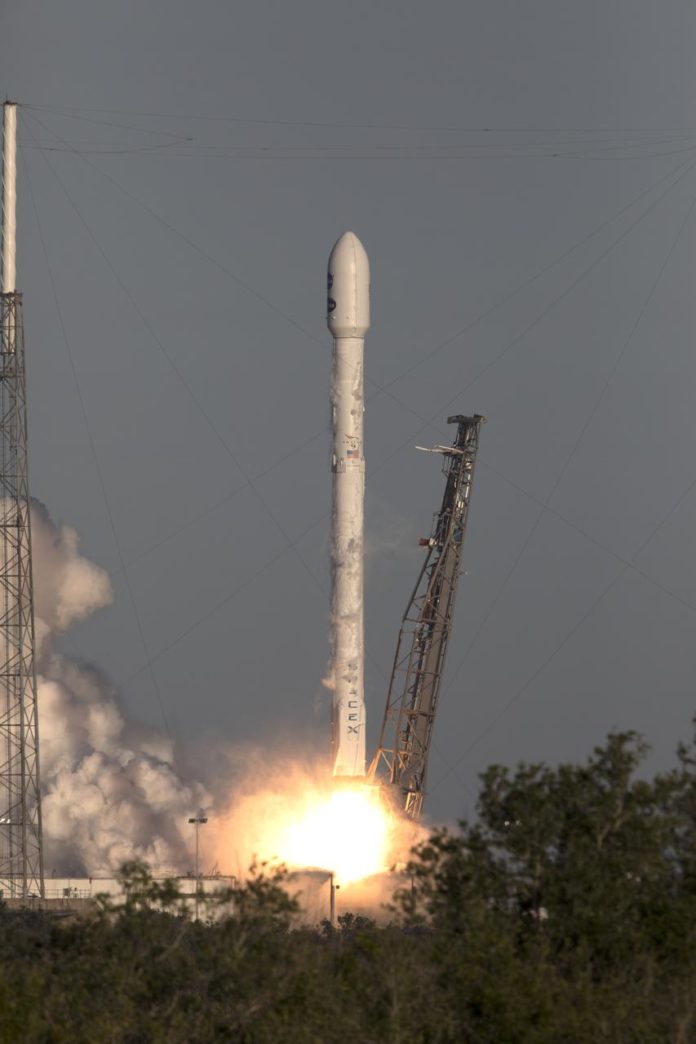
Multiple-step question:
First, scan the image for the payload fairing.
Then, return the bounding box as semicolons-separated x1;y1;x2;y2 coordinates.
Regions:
327;232;370;777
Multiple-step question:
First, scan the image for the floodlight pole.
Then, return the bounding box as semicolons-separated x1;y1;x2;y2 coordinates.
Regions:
188;813;207;922
328;871;340;929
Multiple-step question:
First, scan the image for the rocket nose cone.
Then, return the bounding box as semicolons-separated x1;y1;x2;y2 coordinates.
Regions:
329;231;369;274
333;230;364;252
327;231;370;337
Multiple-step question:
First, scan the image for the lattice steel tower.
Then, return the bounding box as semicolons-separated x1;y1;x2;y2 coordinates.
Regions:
0;102;44;898
368;414;484;820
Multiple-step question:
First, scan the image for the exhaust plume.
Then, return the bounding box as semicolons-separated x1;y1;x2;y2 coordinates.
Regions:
32;501;210;875
30;502;422;898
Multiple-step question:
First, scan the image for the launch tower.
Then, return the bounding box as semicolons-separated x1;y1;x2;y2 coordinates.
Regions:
0;102;44;898
369;414;484;819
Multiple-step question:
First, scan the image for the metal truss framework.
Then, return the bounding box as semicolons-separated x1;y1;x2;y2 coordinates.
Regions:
0;292;43;897
369;414;484;820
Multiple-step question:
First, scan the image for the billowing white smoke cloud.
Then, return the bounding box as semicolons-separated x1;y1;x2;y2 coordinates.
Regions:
31;503;113;645
32;501;209;876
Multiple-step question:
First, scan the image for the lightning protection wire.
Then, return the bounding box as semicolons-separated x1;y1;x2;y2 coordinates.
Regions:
18;134;201;159
22;138;696;164
25;104;696;529
24;118;443;749
405;156;696;790
77;133;696;425
380;156;696;393
21;112;367;630
23;106;192;140
28;132;419;770
24;109;443;473
22;118;340;626
327;154;696;772
351;155;696;502
27;106;696;491
429;460;696;796
23;105;696;164
21;111;331;356
22;135;476;796
115;437;696;771
124;431;696;644
437;160;696;710
23;103;696;135
17;108;696;812
122;140;696;163
479;458;696;623
114;150;696;578
29;139;696;695
20;110;458;526
23;108;470;439
26;106;696;422
20;111;696;720
29;107;696;799
20;112;690;152
20;141;172;737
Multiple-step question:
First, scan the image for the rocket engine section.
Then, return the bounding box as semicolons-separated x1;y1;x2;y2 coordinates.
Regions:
327;232;370;777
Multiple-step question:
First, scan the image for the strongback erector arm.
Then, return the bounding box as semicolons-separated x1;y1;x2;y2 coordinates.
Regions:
368;414;484;820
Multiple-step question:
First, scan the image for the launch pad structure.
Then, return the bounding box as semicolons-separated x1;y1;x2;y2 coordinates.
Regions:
369;414;485;820
0;137;482;901
0;102;44;899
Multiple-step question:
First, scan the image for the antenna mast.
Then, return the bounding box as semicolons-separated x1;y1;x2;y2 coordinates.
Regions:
0;101;44;898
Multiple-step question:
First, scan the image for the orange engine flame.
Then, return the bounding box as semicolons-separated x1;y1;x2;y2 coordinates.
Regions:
214;766;403;886
278;783;391;884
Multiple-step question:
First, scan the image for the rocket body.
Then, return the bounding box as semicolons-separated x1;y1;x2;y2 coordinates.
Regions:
327;232;370;777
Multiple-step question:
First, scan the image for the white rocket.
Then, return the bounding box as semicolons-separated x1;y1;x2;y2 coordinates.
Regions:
327;232;370;778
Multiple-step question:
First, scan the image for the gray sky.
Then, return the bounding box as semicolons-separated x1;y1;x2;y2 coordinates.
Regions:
3;0;696;824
